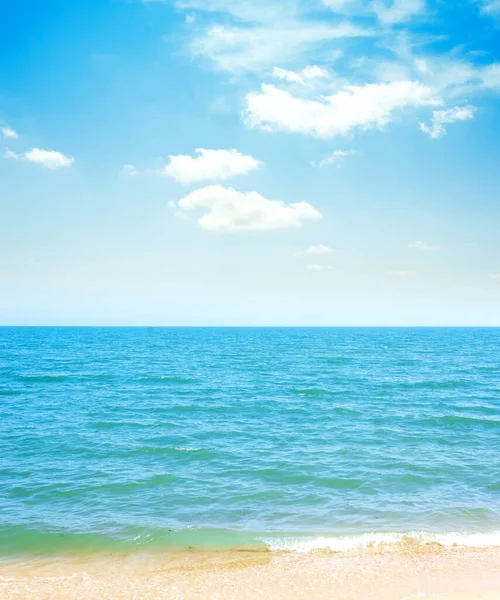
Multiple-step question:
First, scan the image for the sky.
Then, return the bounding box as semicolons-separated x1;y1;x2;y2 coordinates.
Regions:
1;0;500;326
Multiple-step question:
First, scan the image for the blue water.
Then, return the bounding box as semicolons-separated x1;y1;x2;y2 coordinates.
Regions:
1;327;500;556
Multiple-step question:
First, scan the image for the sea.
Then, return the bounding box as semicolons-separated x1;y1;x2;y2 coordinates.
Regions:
1;327;500;558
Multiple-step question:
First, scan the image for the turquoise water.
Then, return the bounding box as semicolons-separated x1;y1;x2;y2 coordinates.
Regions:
1;327;500;556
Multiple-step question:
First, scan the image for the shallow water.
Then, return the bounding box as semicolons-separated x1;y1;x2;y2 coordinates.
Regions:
1;327;500;556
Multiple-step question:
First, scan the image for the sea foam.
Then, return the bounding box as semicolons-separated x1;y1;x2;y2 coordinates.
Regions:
261;531;500;554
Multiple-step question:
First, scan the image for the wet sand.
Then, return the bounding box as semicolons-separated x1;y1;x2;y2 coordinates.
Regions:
1;547;500;599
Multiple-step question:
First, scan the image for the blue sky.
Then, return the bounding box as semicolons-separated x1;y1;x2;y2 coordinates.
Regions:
1;0;499;325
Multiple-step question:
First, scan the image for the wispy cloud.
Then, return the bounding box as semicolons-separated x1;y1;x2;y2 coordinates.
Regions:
1;126;18;139
315;149;360;167
478;0;500;15
175;184;322;231
272;65;329;85
302;244;334;255
190;22;369;73
171;0;289;22
371;0;426;24
121;164;139;176
5;148;75;169
322;0;357;10
420;106;476;138
408;240;439;250
162;148;262;184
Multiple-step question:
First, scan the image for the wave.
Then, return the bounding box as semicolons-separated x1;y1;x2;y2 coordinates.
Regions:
261;531;500;554
0;389;22;396
18;374;68;383
3;526;500;558
0;526;264;556
130;445;216;458
135;376;197;384
417;415;500;428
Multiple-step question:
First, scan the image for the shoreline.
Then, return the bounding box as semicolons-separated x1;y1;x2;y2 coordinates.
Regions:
1;546;500;599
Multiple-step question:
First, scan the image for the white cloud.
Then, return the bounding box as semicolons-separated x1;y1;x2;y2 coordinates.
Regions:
366;36;500;100
419;106;476;139
167;199;188;219
302;65;330;80
244;81;439;138
272;67;305;84
371;0;426;24
323;0;425;22
4;149;18;160
162;148;262;184
190;22;369;73
273;65;329;85
5;148;75;169
1;126;18;139
303;244;334;255
172;0;287;22
122;164;138;176
322;0;357;9
479;0;500;15
176;184;322;231
174;0;360;67
481;63;500;89
414;58;432;75
408;241;439;250
490;273;500;281
316;149;359;167
306;263;332;271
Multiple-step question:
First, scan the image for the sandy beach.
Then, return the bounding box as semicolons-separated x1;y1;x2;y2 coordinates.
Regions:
1;547;500;599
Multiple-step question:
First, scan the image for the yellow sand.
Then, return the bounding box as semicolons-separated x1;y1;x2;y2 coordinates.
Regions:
1;547;500;599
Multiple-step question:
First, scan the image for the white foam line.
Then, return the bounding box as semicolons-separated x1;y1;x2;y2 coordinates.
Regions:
261;531;500;554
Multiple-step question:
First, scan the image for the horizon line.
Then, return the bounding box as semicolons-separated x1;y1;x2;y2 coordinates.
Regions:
1;325;500;329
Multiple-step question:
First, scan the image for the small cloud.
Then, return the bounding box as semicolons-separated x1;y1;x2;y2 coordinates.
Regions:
167;200;187;219
302;244;334;255
489;273;500;281
185;14;195;23
314;149;359;168
209;95;232;114
350;56;367;69
122;164;138;176
272;65;329;86
162;148;262;184
371;0;426;24
306;264;332;271
1;126;18;139
301;65;329;80
5;147;75;169
464;242;479;248
408;241;439;251
175;184;322;232
4;149;19;160
272;67;304;84
322;0;356;10
387;270;415;277
420;106;476;139
414;59;432;75
479;0;500;15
